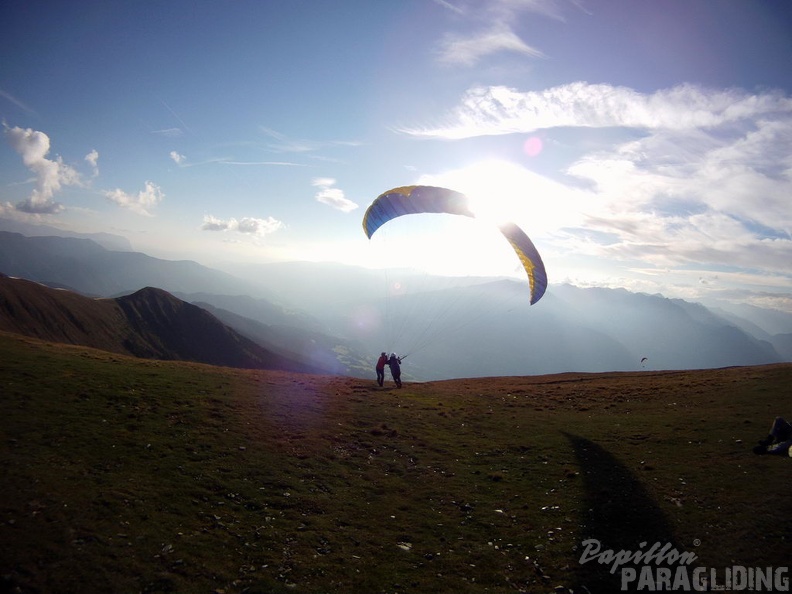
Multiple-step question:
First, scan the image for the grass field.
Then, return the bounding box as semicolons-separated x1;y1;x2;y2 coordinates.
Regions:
1;330;790;593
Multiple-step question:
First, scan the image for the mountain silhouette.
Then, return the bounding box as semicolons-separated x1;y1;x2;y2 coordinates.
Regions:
0;275;336;374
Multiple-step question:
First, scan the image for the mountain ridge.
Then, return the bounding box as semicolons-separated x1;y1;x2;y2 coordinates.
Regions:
0;231;269;298
2;229;790;379
0;276;338;375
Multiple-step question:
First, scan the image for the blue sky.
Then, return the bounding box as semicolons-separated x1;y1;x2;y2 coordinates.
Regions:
1;0;791;311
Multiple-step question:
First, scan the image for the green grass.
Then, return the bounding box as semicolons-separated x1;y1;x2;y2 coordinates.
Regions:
1;331;790;593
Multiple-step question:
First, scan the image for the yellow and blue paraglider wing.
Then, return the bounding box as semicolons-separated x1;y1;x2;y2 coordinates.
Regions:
362;185;548;305
497;222;547;305
362;186;474;238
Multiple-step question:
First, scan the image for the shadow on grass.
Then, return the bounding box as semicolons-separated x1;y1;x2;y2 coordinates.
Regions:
563;432;682;593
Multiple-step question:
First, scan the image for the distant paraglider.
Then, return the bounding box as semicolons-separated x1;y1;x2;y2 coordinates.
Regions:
362;185;547;305
641;357;648;368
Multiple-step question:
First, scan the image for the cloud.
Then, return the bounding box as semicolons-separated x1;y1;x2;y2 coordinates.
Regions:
313;177;336;188
260;126;318;153
437;26;543;66
85;149;99;177
0;89;37;116
0;201;16;216
398;83;792;138
406;82;792;299
170;151;186;165
103;181;164;216
237;217;282;235
561;117;792;281
162;152;304;168
200;215;231;232
312;178;358;213
433;0;465;15
152;127;184;138
259;126;363;154
159;100;194;137
434;0;559;66
554;135;792;271
3;125;87;214
218;160;305;166
201;215;283;236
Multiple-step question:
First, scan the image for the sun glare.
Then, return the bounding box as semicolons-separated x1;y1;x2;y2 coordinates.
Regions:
442;160;527;225
363;159;587;279
420;158;590;231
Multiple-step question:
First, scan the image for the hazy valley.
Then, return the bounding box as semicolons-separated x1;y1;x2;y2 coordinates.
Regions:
1;227;790;380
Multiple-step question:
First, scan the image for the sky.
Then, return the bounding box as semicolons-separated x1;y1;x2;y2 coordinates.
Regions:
1;0;791;312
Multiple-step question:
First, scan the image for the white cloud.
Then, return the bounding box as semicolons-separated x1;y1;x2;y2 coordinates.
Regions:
200;215;283;236
433;0;561;66
170;151;186;165
402;82;792;298
200;215;231;231
85;149;99;177
0;89;37;115
433;0;465;15
437;26;543;66
399;83;792;138
560;95;792;240
3;125;85;214
152;127;183;138
0;201;16;216
103;181;164;216
236;216;283;235
218;159;305;167
312;178;358;213
259;126;363;154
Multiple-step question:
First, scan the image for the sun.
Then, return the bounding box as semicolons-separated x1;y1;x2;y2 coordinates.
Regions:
452;160;527;224
419;158;589;232
367;159;582;279
418;159;545;229
393;160;538;277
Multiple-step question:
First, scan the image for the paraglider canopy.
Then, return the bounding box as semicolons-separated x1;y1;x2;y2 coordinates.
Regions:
362;185;547;305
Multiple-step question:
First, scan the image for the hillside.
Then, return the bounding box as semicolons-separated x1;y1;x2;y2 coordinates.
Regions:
194;301;368;377
0;275;336;374
1;332;790;593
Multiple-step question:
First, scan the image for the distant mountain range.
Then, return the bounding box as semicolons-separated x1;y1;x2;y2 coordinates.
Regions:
0;218;133;251
1;225;790;380
337;279;787;379
219;261;792;379
0;275;341;375
0;231;265;298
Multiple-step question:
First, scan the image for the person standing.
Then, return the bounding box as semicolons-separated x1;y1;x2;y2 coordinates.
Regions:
388;353;402;388
375;352;388;387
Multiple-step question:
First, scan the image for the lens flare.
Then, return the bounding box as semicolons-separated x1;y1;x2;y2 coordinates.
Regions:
523;136;543;158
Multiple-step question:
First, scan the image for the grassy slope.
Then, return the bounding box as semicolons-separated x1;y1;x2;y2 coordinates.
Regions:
1;330;790;593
